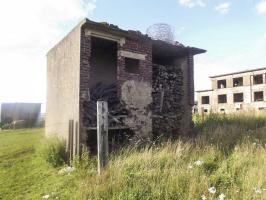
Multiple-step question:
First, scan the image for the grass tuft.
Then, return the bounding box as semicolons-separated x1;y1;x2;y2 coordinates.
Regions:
40;137;68;167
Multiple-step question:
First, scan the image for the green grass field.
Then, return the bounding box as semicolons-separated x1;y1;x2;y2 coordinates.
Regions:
0;113;266;199
0;129;80;200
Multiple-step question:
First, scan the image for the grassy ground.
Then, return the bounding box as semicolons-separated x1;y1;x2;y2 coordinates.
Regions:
0;113;266;199
0;129;79;200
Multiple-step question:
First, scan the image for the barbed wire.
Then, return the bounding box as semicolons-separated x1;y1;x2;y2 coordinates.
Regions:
146;23;175;44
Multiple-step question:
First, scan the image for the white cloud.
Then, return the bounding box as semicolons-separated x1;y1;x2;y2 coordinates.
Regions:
179;0;207;8
256;0;266;14
214;2;230;14
0;0;96;103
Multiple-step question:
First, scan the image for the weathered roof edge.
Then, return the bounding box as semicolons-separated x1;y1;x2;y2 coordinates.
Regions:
187;47;206;55
47;18;206;56
210;67;266;78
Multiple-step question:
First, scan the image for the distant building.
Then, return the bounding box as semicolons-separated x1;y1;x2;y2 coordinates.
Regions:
197;67;266;115
0;103;41;128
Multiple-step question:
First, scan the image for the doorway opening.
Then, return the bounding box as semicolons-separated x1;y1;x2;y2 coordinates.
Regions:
89;37;118;88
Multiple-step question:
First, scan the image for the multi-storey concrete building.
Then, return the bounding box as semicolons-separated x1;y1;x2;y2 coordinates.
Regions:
197;67;266;115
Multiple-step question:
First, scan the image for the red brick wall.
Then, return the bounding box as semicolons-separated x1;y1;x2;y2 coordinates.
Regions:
117;33;153;92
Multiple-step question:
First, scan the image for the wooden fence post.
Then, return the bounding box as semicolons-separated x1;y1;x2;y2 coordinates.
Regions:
75;121;80;156
97;101;108;174
68;119;74;162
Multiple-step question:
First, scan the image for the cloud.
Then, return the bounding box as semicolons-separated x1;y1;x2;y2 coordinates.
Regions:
0;0;96;103
256;0;266;14
179;0;207;8
214;2;230;14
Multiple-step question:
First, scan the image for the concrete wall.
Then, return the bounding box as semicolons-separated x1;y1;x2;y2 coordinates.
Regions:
46;24;81;141
198;69;266;114
180;55;194;134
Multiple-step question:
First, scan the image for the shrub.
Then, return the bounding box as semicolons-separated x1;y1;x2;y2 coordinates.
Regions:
41;138;67;167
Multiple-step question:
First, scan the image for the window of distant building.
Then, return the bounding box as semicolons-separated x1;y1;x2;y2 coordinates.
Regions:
253;74;263;85
220;108;225;112
254;91;264;101
233;93;244;103
233;77;243;87
218;94;227;103
217;79;226;89
201;96;210;104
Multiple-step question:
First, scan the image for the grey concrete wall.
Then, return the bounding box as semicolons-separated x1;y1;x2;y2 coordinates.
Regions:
46;25;81;141
179;55;193;134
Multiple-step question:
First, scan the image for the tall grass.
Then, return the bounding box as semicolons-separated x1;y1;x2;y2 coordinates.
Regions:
1;114;265;199
75;113;266;200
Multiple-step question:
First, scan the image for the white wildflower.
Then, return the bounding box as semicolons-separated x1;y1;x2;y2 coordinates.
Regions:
58;166;75;175
201;194;207;200
194;160;204;166
253;142;256;146
208;186;216;194
42;194;49;199
187;164;193;169
253;187;262;194
218;193;226;200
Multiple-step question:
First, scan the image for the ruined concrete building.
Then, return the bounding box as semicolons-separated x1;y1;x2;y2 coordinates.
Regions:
197;67;266;115
46;19;205;152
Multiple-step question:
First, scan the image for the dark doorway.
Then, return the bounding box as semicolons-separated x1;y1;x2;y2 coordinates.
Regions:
89;37;117;87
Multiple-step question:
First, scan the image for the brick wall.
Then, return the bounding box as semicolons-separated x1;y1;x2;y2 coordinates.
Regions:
79;27;92;145
117;33;152;89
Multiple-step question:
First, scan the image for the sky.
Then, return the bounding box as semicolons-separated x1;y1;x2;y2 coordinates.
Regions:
0;0;265;104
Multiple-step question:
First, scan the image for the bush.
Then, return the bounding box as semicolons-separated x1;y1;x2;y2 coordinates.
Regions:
41;138;67;167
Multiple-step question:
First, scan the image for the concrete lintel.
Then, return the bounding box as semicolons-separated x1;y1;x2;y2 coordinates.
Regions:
85;29;125;46
118;50;146;60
